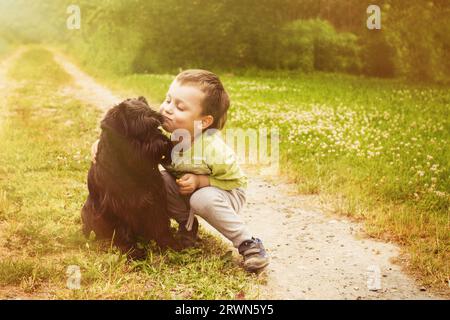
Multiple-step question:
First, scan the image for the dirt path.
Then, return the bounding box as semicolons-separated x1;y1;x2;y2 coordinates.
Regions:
46;49;444;300
0;48;25;87
52;50;124;112
0;48;26;128
238;171;444;299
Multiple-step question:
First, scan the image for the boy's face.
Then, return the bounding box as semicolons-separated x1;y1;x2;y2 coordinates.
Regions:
159;80;209;136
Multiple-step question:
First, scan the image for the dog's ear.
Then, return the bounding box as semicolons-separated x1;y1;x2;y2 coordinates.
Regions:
137;96;149;106
131;112;162;139
142;135;172;165
160;138;172;166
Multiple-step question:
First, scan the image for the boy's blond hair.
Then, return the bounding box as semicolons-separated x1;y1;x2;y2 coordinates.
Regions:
175;69;230;130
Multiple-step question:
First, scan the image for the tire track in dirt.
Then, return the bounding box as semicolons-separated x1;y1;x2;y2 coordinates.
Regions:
0;47;25;88
0;47;26;129
52;50;123;112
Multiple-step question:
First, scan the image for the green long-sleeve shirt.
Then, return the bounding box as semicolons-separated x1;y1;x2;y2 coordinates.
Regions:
160;128;247;190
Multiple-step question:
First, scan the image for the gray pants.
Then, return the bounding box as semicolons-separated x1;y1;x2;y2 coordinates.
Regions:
161;170;252;248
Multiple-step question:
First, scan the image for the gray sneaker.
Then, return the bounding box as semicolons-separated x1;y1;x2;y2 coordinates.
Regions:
238;238;270;272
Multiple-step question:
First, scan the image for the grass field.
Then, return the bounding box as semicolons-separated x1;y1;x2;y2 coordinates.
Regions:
0;48;261;299
91;68;450;290
1;46;448;296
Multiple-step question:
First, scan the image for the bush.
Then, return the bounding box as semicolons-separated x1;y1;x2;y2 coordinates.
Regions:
279;19;361;73
65;2;145;75
360;31;396;78
279;21;314;71
382;2;450;82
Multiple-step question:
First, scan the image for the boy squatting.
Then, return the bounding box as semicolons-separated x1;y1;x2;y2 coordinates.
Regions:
92;69;269;272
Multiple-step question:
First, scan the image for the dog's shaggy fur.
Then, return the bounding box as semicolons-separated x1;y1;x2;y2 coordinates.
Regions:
81;97;179;259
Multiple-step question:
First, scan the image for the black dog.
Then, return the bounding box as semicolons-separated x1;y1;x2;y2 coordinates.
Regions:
81;96;180;259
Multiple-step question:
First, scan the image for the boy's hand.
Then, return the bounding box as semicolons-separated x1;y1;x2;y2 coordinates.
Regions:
177;174;210;195
176;174;199;195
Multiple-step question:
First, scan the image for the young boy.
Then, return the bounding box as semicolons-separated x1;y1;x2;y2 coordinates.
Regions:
92;70;269;272
158;69;269;272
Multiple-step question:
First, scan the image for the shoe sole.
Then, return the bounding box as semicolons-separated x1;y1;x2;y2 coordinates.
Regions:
243;257;270;272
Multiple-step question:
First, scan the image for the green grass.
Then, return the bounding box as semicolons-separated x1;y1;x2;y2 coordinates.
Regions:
0;48;261;299
90;68;449;292
0;38;13;59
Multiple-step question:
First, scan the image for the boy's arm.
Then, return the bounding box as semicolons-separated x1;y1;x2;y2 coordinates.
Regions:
205;140;247;191
177;135;247;194
196;175;210;188
208;165;247;190
177;174;210;195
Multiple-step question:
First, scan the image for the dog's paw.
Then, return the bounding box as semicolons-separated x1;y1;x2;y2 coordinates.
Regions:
126;247;147;260
159;238;184;252
170;241;185;252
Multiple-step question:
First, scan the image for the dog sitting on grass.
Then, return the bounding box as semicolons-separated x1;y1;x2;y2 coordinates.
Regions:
81;96;181;259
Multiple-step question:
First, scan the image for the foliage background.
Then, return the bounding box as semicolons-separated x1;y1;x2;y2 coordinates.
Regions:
1;0;449;81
